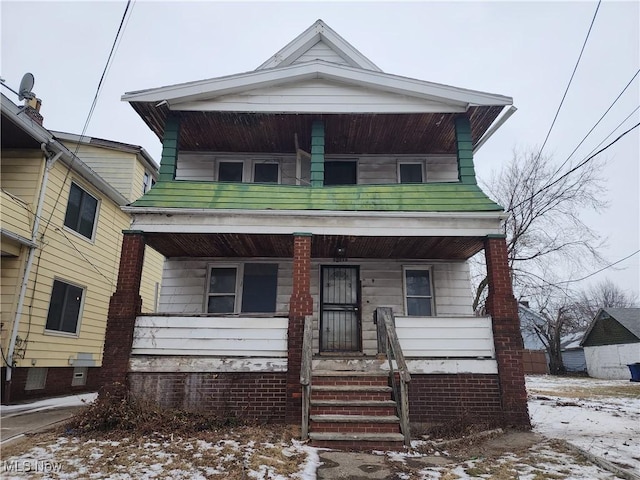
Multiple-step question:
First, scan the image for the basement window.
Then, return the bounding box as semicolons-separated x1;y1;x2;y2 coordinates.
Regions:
206;263;278;314
72;367;88;386
25;367;48;390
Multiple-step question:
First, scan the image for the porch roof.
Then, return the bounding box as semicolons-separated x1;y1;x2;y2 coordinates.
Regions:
142;232;487;260
129;181;503;212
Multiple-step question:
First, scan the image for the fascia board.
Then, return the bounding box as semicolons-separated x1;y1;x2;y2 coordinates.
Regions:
124;61;512;108
256;20;382;72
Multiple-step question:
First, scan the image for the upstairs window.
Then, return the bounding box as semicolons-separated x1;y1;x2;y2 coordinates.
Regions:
45;279;84;334
142;171;153;193
253;163;279;183
207;263;278;314
403;267;434;316
399;163;424;183
218;161;244;182
64;183;98;240
324;160;357;185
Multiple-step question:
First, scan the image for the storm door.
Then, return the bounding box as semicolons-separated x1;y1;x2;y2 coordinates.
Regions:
320;266;361;352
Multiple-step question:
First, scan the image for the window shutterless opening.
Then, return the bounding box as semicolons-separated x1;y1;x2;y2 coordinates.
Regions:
206;263;279;314
64;182;99;240
324;160;357;185
217;161;244;182
403;267;434;316
45;279;85;334
253;162;279;183
398;162;424;183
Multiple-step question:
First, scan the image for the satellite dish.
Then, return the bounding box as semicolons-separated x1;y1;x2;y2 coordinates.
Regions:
18;73;35;101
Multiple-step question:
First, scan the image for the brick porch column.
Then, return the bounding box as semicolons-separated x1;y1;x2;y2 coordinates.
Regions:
286;233;313;423
484;235;531;428
99;231;146;396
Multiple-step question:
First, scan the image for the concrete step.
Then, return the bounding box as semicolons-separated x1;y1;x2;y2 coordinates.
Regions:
309;432;406;451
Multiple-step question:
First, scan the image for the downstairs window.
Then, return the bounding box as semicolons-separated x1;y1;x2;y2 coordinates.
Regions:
207;263;278;314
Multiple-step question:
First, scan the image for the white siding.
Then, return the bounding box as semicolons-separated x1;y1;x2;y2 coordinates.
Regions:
584;343;640;379
176;153;456;185
395;316;494;357
132;316;288;357
176;79;457;113
292;40;350;66
176;153;299;185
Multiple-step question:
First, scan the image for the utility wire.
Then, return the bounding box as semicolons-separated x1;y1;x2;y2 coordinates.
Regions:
508;121;639;213
584;105;639;159
41;0;133;239
538;0;602;157
557;250;640;284
549;68;640;182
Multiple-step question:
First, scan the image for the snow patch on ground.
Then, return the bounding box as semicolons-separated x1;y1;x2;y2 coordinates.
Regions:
1;393;97;416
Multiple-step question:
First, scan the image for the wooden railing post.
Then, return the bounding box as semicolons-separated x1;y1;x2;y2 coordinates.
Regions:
300;316;313;440
376;307;411;446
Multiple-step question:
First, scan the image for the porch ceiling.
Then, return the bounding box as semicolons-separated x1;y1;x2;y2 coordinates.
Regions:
144;233;485;260
131;104;502;154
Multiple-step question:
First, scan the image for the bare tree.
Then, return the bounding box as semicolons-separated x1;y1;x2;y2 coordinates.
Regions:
473;149;607;311
573;278;639;325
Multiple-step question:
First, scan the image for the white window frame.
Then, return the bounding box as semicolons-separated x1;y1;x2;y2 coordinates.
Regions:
216;159;245;182
205;263;242;313
44;277;86;337
63;181;100;242
397;161;425;184
142;171;152;193
204;262;279;314
402;265;435;316
251;159;281;184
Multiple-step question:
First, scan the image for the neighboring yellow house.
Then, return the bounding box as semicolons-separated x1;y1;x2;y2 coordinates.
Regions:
0;93;163;402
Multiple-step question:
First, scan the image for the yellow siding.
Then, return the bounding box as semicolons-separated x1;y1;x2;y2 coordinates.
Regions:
8;159;159;368
1;151;43;239
60;143;136;201
131;157;147;201
1;190;34;241
1;254;25;353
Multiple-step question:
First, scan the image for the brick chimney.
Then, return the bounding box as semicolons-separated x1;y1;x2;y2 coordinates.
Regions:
22;97;43;125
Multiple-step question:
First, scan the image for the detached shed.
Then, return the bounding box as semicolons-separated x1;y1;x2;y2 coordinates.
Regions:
581;308;640;379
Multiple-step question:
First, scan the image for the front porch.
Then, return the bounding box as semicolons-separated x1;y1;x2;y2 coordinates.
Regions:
101;230;530;449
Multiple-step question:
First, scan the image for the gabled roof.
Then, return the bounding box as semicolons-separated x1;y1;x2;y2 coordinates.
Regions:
256;19;382;72
580;307;640;346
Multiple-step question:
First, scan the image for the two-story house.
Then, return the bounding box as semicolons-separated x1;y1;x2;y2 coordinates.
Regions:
100;20;530;450
1;92;163;402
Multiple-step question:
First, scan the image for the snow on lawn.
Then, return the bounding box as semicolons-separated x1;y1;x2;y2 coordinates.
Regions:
527;374;640;475
1;393;97;417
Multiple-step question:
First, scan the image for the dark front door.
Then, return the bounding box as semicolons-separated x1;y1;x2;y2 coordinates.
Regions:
320;266;361;352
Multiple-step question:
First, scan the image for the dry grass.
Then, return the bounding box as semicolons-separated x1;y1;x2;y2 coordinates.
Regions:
529;384;639;399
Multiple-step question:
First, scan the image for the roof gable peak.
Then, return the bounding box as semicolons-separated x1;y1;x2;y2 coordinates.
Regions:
256;19;382;72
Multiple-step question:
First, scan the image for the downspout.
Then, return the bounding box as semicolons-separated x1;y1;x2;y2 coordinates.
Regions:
4;143;62;402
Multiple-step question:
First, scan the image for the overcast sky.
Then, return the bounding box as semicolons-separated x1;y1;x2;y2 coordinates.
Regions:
2;1;639;299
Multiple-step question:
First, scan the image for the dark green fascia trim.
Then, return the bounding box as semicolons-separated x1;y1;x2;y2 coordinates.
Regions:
310;120;324;188
486;233;507;239
455;116;477;185
158;115;180;182
122;229;145;235
292;232;313;237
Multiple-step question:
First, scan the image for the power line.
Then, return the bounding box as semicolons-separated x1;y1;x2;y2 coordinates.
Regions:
549;68;640;182
584;105;639;159
538;0;602;157
508;121;640;213
557;250;640;284
41;0;133;239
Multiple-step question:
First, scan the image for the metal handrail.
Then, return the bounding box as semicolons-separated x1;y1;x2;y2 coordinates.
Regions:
376;307;411;446
300;316;313;440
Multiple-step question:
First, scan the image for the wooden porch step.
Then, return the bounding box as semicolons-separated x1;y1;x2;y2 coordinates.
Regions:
311;385;392;401
313;370;388;376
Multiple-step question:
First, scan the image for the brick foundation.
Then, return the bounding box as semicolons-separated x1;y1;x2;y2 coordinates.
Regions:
0;366;100;403
408;374;503;425
128;372;287;423
484;236;531;428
